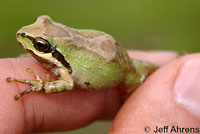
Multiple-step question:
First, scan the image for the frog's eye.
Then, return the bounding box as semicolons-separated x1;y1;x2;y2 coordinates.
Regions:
34;37;52;53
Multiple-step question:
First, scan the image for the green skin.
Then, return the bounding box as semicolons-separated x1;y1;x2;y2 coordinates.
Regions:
7;15;158;100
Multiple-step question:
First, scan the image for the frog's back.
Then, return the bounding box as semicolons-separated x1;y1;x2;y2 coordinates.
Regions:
56;28;132;90
34;16;127;64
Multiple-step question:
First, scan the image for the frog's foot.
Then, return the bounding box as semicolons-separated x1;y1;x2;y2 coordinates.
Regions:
7;68;45;100
7;68;74;100
7;77;44;100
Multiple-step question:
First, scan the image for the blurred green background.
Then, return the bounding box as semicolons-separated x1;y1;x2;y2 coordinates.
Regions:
1;0;200;133
1;0;200;58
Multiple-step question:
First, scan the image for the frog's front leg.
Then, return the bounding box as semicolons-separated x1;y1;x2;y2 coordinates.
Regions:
7;68;74;100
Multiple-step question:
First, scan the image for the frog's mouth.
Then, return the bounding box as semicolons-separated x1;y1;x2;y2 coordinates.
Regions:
17;33;72;74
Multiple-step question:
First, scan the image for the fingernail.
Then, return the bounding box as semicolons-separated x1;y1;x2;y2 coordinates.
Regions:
174;59;200;119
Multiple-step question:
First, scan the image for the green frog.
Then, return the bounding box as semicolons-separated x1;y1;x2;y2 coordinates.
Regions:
7;15;158;100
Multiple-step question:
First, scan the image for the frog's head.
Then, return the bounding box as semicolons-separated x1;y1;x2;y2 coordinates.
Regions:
16;15;71;70
17;15;55;49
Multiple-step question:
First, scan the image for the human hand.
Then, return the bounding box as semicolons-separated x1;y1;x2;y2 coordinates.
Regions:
1;51;199;134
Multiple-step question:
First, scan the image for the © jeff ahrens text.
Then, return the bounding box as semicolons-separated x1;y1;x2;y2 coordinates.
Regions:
153;126;199;133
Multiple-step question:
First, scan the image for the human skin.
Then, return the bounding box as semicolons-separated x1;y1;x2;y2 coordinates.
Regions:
0;51;199;134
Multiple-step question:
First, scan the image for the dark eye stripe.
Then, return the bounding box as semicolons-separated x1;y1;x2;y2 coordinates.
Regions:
19;33;72;73
20;33;35;42
19;33;52;53
52;49;72;74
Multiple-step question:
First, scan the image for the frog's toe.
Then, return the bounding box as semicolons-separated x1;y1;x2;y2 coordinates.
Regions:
26;68;44;82
6;77;27;83
6;77;12;82
14;87;35;100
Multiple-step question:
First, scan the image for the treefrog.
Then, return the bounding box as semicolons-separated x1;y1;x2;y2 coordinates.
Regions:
7;15;158;100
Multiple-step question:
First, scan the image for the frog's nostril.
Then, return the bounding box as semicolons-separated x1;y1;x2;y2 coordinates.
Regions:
17;33;26;37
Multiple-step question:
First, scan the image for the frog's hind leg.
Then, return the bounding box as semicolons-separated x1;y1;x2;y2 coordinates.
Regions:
124;59;158;100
